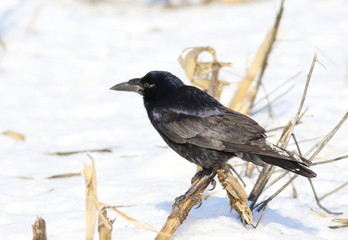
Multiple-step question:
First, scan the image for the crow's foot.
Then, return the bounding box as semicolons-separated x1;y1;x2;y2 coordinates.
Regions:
173;171;216;209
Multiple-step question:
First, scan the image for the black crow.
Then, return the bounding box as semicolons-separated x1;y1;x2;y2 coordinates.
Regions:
110;71;316;178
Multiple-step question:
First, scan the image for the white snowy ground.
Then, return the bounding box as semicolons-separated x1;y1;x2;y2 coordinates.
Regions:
0;0;347;239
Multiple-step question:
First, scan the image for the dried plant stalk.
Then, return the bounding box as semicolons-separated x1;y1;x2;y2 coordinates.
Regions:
217;168;253;224
2;130;25;141
47;148;112;156
98;208;114;240
104;205;158;233
254;111;348;215
83;155;99;240
249;53;317;209
228;0;284;114
178;46;231;99
329;218;348;229
247;0;284;113
47;172;81;179
32;217;47;240
305;111;348;160
319;181;348;201
308;178;342;215
249;164;275;209
245;162;255;178
155;175;214;240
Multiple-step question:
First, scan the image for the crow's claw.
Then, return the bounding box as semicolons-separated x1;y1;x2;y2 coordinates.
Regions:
173;194;202;208
208;178;216;191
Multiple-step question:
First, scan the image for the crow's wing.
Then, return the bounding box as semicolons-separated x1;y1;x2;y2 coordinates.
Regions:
150;86;266;152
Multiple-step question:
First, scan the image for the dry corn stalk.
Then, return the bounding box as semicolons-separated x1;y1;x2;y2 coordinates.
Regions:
32;217;47;240
155;174;215;240
98;208;114;240
178;46;231;99
83;155;99;240
228;0;284;115
217;168;253;224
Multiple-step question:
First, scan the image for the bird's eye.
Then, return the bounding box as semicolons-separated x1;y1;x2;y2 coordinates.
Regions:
144;82;156;89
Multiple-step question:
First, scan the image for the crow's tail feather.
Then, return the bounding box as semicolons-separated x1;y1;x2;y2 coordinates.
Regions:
258;154;317;178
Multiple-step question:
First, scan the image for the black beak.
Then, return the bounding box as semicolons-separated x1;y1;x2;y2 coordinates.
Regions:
110;78;143;95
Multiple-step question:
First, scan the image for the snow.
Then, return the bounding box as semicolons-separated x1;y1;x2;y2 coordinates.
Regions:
0;0;347;239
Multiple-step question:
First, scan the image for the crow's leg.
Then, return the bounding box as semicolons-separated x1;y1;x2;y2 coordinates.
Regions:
174;170;216;208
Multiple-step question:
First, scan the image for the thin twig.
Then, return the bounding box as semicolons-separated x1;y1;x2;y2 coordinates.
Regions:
106;205;158;233
313;155;348;166
228;164;247;187
249;164;275;209
255;174;298;212
262;171;288;193
252;84;294;115
253;206;266;229
253;77;294;107
288;135;325;147
305;112;348;160
313;149;348;161
282;53;317;147
47;172;81;179
308;179;342;215
290;175;298;199
319;181;348;201
291;133;303;157
47;148;113;156
260;83;274;118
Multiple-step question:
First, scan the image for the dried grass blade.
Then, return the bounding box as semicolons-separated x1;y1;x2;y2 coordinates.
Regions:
2;130;25;141
47;172;81;179
310;208;329;218
305;112;348;160
106;205;158;233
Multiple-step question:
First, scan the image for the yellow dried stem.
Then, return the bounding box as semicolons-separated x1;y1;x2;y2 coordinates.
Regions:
105;205;158;233
217;169;253;224
228;28;273;114
47;172;81;179
155;177;212;240
2;130;25;141
310;208;329;218
32;217;47;240
98;208;114;240
178;46;231;99
228;0;284;114
83;155;99;240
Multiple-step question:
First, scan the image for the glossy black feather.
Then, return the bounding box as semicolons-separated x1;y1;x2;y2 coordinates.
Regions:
113;71;316;178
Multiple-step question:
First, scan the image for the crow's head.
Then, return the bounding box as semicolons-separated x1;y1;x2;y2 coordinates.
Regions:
110;71;184;101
